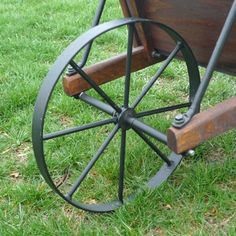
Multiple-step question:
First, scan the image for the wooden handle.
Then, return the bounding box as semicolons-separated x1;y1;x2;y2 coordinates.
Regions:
63;46;159;96
167;96;236;154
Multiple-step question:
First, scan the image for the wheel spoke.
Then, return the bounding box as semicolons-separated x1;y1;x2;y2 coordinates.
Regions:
131;42;182;109
124;24;134;108
136;102;191;118
118;129;126;202
43;118;116;141
126;117;167;144
69;60;121;113
76;92;116;116
133;128;171;166
66;124;119;198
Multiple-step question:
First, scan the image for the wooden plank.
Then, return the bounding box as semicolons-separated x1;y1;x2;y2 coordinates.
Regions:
132;0;236;75
119;0;140;47
120;0;154;60
119;0;130;18
63;46;159;96
167;96;236;154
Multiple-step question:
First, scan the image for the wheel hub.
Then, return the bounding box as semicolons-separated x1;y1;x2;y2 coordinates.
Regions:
117;108;135;130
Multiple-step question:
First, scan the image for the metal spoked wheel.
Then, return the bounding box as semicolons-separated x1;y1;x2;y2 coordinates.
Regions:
32;18;200;212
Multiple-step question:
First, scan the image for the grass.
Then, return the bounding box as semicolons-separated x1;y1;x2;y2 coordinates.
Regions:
0;1;236;235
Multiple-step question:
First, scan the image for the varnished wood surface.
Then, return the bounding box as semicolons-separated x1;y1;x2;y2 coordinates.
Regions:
167;96;236;154
120;0;154;60
125;0;236;75
63;46;160;96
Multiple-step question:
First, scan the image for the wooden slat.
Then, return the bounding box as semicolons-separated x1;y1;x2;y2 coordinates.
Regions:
119;0;140;47
167;96;236;154
63;46;159;96
126;0;154;56
120;0;154;60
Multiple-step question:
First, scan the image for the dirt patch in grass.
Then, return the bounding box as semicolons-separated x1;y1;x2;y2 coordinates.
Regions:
60;115;74;126
205;147;226;164
205;212;236;234
217;180;236;191
1;141;31;164
63;205;85;221
9;171;23;184
146;227;165;236
15;142;31;164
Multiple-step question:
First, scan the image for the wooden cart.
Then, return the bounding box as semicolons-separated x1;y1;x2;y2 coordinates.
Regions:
32;0;236;212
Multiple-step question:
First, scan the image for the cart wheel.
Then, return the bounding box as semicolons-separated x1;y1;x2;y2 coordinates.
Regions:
32;18;200;212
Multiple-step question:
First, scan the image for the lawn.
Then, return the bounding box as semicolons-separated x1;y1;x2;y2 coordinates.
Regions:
0;1;235;235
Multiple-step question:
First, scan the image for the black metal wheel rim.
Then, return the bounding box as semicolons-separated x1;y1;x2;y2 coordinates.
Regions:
32;18;200;212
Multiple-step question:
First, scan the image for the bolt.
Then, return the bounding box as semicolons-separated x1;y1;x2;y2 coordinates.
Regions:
187;149;195;157
152;50;162;59
174;114;185;124
66;65;76;76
